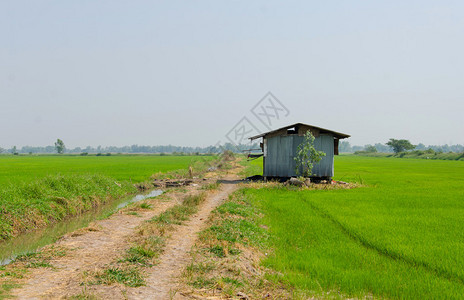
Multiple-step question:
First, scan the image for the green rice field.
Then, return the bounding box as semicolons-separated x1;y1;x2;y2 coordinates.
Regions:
0;155;214;240
242;156;464;298
0;155;211;185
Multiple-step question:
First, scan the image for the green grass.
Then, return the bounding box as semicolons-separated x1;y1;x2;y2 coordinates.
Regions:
148;193;207;229
203;190;268;248
0;155;214;241
139;203;152;209
0;155;212;185
200;182;220;190
0;174;136;240
241;155;464;299
238;156;263;178
0;282;21;299
122;237;165;266
93;266;145;287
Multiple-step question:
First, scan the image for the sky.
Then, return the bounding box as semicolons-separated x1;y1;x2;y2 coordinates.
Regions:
1;0;463;148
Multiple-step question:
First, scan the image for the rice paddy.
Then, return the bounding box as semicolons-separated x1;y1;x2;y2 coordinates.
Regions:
0;155;212;185
0;155;214;240
241;155;464;298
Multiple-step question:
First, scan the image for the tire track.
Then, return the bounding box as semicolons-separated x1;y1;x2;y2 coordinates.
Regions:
300;196;464;286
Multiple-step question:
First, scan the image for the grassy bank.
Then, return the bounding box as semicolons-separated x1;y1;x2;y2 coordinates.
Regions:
0;174;136;241
238;155;464;298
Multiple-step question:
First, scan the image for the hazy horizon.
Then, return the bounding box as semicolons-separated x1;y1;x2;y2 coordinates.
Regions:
2;1;463;149
2;137;464;152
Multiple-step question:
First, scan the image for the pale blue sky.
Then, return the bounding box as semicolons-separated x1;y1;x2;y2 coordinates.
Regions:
1;1;463;148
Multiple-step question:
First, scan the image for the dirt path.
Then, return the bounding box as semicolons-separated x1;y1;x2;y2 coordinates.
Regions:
11;197;180;299
126;179;239;300
11;174;240;299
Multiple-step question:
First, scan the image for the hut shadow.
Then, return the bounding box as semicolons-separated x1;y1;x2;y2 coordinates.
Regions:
217;179;245;185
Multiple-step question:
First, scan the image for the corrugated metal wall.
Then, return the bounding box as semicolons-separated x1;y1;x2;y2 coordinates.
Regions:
264;134;334;177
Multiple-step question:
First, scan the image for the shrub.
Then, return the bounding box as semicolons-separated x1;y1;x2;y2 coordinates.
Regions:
221;150;235;161
365;145;378;153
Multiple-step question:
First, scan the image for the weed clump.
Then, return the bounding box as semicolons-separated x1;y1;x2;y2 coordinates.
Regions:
91;267;145;287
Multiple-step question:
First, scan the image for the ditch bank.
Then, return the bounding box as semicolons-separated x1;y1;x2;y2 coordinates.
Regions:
0;174;137;242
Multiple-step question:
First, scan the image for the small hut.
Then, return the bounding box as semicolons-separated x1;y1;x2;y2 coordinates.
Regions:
249;123;350;180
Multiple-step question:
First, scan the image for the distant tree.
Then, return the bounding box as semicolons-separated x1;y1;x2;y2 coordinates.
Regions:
12;146;17;154
374;143;392;153
339;141;352;153
55;139;65;154
352;145;364;152
386;139;415;154
295;131;326;177
415;143;426;150
365;145;378;153
0;147;4;154
45;145;55;153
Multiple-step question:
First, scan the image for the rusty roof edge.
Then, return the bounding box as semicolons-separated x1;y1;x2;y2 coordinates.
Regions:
249;123;350;140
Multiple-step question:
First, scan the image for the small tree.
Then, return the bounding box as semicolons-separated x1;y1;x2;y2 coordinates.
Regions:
339;141;352;153
294;131;326;177
55;139;65;154
12;146;17;155
365;145;378;153
386;138;415;154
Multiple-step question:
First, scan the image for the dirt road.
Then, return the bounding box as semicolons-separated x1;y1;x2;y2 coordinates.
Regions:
11;175;240;299
126;180;238;300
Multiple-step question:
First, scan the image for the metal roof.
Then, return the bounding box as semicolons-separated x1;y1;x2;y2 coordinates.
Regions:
249;123;350;140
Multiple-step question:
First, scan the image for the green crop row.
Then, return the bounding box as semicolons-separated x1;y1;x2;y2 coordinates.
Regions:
239;156;464;298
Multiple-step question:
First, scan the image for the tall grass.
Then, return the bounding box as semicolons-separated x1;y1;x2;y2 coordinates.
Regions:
241;156;464;298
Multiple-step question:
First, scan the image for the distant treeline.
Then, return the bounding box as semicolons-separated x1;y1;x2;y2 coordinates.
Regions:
0;143;259;155
353;150;464;161
339;141;464;154
3;141;463;155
